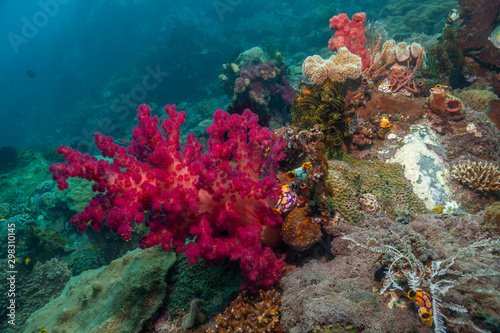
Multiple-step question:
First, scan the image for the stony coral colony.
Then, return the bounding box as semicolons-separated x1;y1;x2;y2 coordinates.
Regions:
45;4;500;333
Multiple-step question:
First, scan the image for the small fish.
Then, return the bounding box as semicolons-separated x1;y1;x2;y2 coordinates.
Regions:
408;289;433;327
273;185;297;214
488;25;500;49
0;218;5;222
447;8;459;23
433;205;442;214
301;88;312;95
116;138;131;145
429;84;443;93
286;162;311;182
39;329;47;333
25;258;31;265
378;82;393;93
26;69;36;78
379;116;391;128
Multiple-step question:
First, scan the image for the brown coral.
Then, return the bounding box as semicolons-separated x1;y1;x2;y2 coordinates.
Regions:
282;207;323;251
458;89;499;113
485;201;500;231
452;160;500;192
208;289;281;333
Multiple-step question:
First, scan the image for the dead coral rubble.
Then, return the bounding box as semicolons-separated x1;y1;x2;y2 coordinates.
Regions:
452;160;500;192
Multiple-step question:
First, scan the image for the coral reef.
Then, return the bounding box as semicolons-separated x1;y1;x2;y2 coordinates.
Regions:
382;39;425;66
328;12;370;69
302;48;363;84
452;160;500;193
24;247;176;333
445;110;500;163
385;48;425;96
360;89;426;122
0;258;71;332
388;124;454;210
53;177;94;212
291;82;349;156
181;299;207;331
456;0;500;68
488;99;500;130
220;46;293;121
22;225;72;263
207;288;281;333
485;201;500;232
457;89;499;113
343;221;500;332
64;249;107;276
327;158;427;223
282;206;322;251
165;253;242;317
233;62;281;105
280;222;424;333
49;104;286;289
428;85;465;120
0;146;17;174
281;212;500;333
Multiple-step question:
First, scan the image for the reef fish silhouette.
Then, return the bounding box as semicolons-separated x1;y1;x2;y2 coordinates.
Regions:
488;25;500;49
26;70;36;78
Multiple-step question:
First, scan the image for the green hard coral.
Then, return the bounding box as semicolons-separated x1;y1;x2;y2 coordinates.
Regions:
292;81;349;157
327;158;427;223
54;177;94;212
165;253;242;317
23;225;72;262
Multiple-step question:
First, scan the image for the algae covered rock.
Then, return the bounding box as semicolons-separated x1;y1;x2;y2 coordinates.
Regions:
24;246;176;333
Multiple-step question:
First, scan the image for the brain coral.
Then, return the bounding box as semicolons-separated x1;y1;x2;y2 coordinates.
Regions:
302;47;362;84
327;158;427;223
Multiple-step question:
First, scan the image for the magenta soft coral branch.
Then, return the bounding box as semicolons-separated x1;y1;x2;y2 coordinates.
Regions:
50;104;286;288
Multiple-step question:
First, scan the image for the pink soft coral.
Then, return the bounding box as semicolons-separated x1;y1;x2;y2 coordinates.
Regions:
50;104;286;288
328;12;370;69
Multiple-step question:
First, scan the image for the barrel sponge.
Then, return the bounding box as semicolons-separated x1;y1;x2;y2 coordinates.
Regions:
302;47;362;84
379;40;424;65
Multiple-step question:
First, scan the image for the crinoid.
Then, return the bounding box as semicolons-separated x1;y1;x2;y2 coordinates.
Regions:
291;81;349;157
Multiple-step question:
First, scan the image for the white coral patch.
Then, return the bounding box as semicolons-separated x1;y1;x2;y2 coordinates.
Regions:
388;124;453;210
